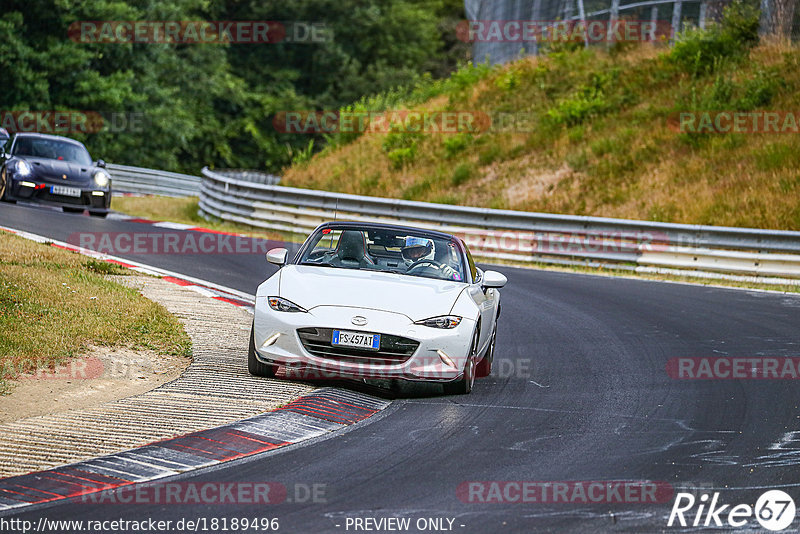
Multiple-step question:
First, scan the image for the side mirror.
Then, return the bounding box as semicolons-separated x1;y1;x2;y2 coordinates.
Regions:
482;270;507;289
266;247;288;266
95;159;106;168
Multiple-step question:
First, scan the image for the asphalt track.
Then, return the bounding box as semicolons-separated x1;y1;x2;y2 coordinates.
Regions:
2;203;800;533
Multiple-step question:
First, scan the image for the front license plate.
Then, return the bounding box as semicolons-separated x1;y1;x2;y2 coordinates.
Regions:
51;185;81;197
332;330;380;350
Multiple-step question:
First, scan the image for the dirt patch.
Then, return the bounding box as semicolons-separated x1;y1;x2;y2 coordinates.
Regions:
0;344;189;423
503;162;573;208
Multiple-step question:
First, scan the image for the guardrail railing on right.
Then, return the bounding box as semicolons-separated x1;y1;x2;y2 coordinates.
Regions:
199;167;800;283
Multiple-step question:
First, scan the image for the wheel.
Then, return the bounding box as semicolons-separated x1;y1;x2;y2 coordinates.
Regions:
89;211;108;218
248;323;278;378
475;326;496;378
443;328;478;395
63;207;84;214
0;168;14;203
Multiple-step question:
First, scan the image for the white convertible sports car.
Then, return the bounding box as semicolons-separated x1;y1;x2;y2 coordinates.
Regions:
249;222;507;394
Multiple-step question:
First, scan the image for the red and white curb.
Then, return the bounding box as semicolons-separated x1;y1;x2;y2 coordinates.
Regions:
0;389;389;512
0;225;255;310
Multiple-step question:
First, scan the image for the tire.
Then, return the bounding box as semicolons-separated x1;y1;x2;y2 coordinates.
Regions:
443;328;478;395
63;207;84;214
0;168;14;203
248;323;278;378
475;326;496;378
89;211;108;218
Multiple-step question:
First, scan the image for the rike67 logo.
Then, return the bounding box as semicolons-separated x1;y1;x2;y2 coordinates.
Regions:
668;490;796;531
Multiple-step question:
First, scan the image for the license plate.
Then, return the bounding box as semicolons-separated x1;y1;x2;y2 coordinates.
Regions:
51;185;81;198
332;330;380;350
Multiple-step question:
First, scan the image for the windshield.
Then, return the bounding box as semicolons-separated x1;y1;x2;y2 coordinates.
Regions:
298;226;466;282
12;137;92;165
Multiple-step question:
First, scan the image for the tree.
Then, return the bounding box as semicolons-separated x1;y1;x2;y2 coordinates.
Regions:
758;0;798;38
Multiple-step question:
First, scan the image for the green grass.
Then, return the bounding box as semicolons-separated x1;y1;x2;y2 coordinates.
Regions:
0;232;191;394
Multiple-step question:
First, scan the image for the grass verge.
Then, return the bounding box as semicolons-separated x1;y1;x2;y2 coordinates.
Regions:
0;231;192;394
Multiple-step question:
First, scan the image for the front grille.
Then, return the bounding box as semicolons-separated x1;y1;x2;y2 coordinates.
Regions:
40;190;88;205
297;328;419;365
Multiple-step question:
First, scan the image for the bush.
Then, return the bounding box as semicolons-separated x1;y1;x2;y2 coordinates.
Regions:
382;128;419;169
450;163;474;185
387;147;417;169
478;144;503;165
442;133;473;158
668;1;760;77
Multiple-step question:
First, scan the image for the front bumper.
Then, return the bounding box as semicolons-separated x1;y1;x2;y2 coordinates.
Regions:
7;178;111;211
252;301;474;382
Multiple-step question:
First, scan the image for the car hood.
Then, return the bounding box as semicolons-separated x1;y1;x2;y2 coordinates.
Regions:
20;157;94;183
279;265;466;321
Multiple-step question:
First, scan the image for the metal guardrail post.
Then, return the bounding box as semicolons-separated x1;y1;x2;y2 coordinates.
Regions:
670;0;683;42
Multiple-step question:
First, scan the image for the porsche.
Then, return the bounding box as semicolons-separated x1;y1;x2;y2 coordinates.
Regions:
249;221;507;394
0;131;112;217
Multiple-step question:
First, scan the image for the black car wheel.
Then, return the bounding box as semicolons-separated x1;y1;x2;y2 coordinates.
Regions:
248;322;278;378
0;168;14;202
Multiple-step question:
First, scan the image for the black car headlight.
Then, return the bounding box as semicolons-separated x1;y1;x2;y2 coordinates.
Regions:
93;170;110;187
414;315;462;329
268;296;307;313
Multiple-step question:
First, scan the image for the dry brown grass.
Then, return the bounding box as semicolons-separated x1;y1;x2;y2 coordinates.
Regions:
283;42;800;230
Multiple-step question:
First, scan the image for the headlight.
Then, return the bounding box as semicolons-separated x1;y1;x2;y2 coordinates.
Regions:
15;160;32;177
267;296;307;313
93;170;110;187
415;315;462;329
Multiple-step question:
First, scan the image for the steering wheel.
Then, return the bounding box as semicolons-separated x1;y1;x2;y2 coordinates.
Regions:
407;259;442;272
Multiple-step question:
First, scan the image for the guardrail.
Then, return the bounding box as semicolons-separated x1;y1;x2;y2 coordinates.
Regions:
199;167;800;283
107;163;202;197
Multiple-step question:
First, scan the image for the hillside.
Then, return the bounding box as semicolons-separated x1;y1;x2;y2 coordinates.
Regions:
281;16;800;231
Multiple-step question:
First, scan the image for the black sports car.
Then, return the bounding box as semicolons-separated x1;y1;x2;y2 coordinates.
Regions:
0;131;111;217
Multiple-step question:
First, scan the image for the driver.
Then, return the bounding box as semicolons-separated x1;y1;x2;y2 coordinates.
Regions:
401;236;460;280
401;236;433;263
